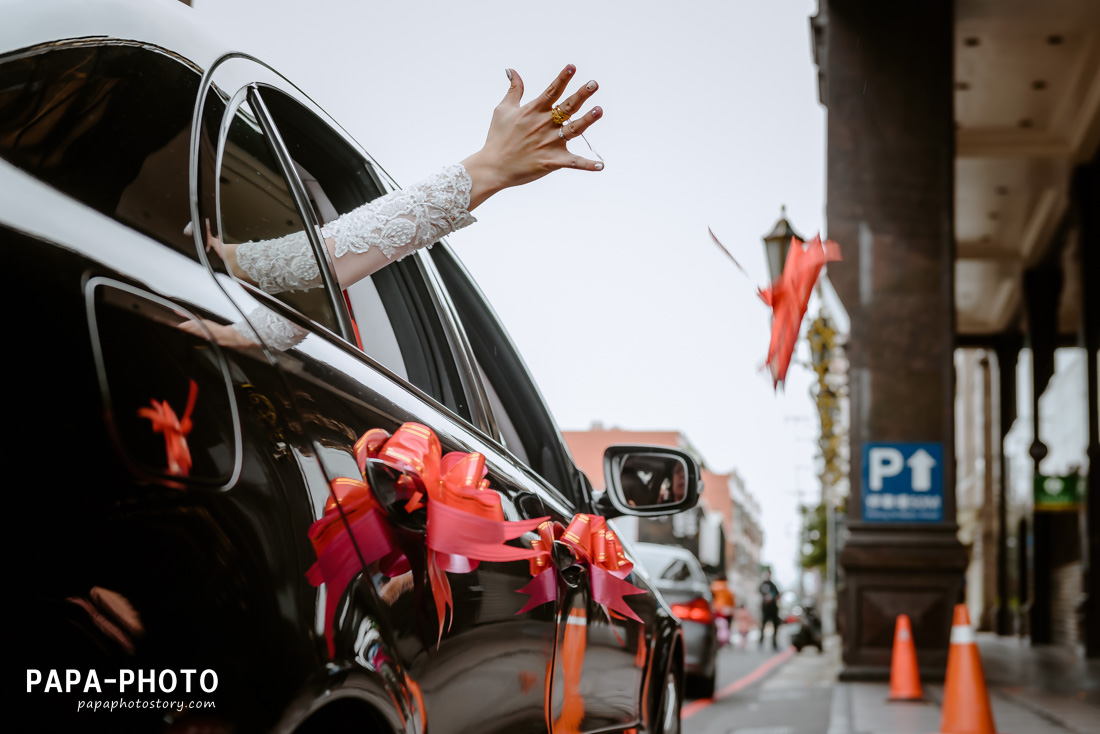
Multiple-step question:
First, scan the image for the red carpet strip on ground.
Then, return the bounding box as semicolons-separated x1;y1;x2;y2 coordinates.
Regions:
681;646;796;720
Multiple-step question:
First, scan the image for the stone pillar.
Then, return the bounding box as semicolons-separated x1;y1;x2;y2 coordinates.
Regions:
1076;157;1100;657
979;355;997;631
993;339;1019;636
1023;267;1062;644
815;0;968;679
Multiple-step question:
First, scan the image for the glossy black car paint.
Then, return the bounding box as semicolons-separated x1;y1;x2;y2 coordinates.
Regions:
3;3;690;732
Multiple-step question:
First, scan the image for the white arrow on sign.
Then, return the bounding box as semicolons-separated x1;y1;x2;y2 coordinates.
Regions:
907;449;937;491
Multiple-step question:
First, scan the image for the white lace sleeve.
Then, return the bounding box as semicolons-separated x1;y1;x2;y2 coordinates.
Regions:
234;163;476;294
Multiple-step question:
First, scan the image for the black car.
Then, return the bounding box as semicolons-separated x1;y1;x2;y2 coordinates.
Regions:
632;543;719;699
4;2;702;732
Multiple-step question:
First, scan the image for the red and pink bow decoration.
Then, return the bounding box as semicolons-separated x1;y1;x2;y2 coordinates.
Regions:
517;513;646;623
306;422;548;655
137;378;198;477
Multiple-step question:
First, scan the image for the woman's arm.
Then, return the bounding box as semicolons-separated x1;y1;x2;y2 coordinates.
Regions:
216;65;604;294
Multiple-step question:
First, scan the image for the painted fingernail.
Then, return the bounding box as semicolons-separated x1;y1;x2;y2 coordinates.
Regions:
592;107;602;117
566;65;575;75
594;163;604;171
505;68;513;81
586;80;597;91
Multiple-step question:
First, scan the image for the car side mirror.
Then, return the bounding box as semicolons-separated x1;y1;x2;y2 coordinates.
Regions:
599;445;701;517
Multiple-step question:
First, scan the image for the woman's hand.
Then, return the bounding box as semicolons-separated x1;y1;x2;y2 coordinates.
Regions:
184;219;255;286
461;64;603;210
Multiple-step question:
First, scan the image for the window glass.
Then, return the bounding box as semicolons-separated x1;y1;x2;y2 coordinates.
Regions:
256;87;471;421
0;44;200;260
89;280;239;486
345;277;408;381
215;97;339;332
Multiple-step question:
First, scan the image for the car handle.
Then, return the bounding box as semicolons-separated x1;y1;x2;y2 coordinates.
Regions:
552;540;588;589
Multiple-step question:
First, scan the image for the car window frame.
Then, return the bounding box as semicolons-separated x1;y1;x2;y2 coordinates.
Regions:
189;54;487;430
239;83;357;342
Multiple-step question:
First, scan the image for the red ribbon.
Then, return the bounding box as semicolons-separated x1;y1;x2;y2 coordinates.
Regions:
306;423;547;655
758;234;842;387
516;514;646;624
305;476;410;657
137;379;198;477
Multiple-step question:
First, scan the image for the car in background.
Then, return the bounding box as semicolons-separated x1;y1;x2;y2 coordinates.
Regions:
633;543;719;699
3;1;703;731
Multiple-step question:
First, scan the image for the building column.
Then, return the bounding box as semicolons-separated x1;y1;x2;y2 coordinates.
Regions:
993;338;1019;636
1076;156;1100;658
980;355;997;631
814;0;968;679
1023;267;1062;644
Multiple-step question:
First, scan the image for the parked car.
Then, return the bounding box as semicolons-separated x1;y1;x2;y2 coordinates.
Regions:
632;544;719;699
3;2;703;732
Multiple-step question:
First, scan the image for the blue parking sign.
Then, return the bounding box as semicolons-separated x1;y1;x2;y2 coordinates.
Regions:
861;442;944;523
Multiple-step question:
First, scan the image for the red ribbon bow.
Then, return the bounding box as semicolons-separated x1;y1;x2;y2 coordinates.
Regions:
137;379;198;477
517;513;646;624
758;234;842;387
305;423;548;655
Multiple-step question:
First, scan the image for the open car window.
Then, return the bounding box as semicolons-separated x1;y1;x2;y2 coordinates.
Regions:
254;86;472;422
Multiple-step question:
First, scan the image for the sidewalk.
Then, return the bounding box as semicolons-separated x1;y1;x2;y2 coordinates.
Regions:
820;633;1100;734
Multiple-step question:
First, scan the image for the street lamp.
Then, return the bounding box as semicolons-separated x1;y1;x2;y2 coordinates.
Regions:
762;205;803;284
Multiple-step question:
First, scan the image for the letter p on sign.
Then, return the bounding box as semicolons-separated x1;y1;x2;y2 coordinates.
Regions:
869;447;904;490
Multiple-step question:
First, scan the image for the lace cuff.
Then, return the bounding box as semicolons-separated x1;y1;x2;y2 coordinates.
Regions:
234;163;476;294
236;230;320;294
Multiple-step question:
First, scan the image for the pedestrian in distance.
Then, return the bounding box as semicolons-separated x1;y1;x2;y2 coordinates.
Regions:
734;603;754;649
759;569;782;651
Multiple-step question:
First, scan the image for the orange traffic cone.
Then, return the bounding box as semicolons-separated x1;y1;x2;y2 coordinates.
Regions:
938;604;998;734
887;614;924;701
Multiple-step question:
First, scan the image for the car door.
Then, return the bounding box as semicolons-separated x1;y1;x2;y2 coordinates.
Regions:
191;58;561;734
2;40;348;730
428;244;664;733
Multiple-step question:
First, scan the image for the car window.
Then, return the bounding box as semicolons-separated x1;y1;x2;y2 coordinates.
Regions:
0;43;201;262
253;86;472;421
214;95;340;333
88;279;240;487
430;244;575;497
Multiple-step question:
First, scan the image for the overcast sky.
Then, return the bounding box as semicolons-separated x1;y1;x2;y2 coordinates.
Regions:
192;0;828;589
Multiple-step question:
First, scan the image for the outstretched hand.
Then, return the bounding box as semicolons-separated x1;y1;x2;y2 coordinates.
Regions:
462;64;603;210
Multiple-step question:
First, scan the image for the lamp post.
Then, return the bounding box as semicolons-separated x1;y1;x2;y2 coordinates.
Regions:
808;315;841;638
765;207;807;603
763;207;840;637
762;205;802;284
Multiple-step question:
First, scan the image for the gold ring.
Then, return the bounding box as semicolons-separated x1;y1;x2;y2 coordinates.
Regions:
551;106;571;125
